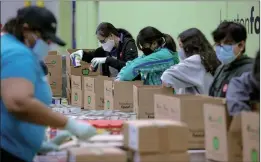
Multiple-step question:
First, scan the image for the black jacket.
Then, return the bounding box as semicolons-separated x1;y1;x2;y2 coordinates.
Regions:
82;32;138;77
209;55;254;98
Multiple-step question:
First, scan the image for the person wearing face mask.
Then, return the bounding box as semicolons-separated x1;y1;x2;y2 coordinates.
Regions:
115;26;179;85
70;22;138;77
1;7;97;162
161;28;220;94
209;21;254;97
226;50;260;116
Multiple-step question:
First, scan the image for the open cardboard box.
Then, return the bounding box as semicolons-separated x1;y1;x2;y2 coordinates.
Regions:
66;49;99;76
204;102;259;162
154;94;225;149
104;80;143;112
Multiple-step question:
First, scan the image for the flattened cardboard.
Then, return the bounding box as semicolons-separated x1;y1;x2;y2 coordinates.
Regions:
71;88;84;107
68;147;127;162
154;94;225;149
124;120;189;153
45;51;62;96
66;73;71;90
104;81;143;112
71;75;82;90
133;86;174;119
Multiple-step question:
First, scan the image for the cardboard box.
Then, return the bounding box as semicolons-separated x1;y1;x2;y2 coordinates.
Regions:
132;152;189;162
123;120;189;153
241;112;259;162
104;81;143;112
133;86;174;119
71;75;82;90
66;49;100;76
83;76;110;110
45;51;62;96
68;147;127;162
204;103;237;162
154;94;225;149
71;88;83;107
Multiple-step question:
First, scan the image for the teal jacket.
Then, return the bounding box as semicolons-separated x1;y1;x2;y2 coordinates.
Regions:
116;48;179;85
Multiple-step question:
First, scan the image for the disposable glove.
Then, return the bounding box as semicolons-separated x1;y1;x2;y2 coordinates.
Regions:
65;118;97;140
91;57;107;68
70;50;83;67
38;141;59;154
50;130;73;145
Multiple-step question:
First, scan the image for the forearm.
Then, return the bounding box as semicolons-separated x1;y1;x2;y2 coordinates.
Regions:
12;98;68;128
105;57;126;71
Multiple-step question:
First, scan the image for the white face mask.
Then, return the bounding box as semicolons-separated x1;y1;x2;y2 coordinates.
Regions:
101;39;115;52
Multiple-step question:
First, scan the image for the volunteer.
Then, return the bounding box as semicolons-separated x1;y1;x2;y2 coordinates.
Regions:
70;22;138;77
115;26;179;85
226;50;260;116
1;6;97;162
209;21;254;97
161;28;220;94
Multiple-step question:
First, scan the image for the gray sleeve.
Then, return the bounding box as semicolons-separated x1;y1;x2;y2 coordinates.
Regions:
226;72;255;116
161;56;204;90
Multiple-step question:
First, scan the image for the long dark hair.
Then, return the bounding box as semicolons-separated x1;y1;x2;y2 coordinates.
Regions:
3;17;24;41
96;22;133;39
178;28;220;75
136;26;177;52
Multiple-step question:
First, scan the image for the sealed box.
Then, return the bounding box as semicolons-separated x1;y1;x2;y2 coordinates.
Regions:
71;88;84;107
133;85;173;119
123;120;188;153
154;94;224;149
104;80;143;112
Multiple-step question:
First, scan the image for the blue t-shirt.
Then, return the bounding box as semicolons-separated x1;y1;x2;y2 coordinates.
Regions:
0;34;52;162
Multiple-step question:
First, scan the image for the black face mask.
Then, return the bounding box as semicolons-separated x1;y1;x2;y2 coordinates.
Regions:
142;48;154;55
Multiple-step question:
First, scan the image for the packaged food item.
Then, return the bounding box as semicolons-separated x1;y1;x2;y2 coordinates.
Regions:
52;97;61;105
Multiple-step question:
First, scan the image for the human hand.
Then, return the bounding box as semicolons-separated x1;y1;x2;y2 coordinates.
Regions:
50;130;72;145
38;141;59;154
64;118;97;140
91;57;107;68
70;50;83;67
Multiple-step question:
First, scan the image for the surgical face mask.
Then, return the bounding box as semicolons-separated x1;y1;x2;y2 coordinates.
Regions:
178;49;186;60
29;34;49;61
101;39;115;52
215;45;239;64
142;48;154;55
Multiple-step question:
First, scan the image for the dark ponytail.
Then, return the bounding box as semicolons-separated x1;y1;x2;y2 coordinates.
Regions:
3;17;24;41
163;33;177;52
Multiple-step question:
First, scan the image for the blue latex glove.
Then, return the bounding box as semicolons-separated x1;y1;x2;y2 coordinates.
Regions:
38;141;59;154
65;118;97;140
91;57;107;68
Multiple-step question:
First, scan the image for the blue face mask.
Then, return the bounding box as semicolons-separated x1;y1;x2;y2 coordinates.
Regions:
215;45;238;64
32;39;49;61
178;49;186;60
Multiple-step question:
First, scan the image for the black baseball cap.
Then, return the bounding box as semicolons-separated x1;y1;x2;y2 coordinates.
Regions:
17;6;66;46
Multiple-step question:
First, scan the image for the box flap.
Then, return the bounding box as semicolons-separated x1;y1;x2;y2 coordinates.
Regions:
229;114;242;132
48;51;58;55
66;49;95;54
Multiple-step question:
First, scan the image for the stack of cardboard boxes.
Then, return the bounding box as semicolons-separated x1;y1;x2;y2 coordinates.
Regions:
45;51;63;97
204;102;259;162
123;120;190;162
66;49;99;106
154;94;224;149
